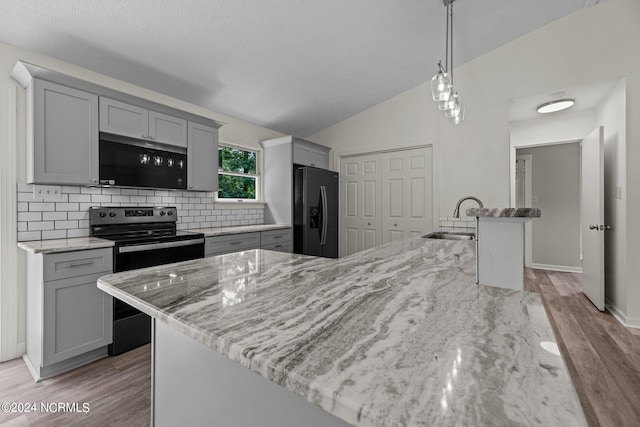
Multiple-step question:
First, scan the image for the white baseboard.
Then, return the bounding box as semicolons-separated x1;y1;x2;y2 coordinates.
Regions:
606;301;640;330
531;263;582;273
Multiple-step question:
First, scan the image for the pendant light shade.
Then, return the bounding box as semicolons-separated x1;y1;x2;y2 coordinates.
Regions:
430;62;451;102
430;0;465;124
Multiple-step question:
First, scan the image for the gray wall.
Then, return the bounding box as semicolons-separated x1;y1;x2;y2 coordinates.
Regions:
517;143;581;269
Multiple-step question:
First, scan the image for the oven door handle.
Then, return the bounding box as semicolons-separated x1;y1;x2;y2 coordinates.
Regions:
118;238;204;254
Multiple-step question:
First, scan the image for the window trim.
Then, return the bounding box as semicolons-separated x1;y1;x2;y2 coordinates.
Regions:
215;141;262;203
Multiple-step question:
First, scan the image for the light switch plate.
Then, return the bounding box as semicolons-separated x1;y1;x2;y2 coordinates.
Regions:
616;187;623;200
33;185;62;201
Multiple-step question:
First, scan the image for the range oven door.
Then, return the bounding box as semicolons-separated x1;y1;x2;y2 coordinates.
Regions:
99;132;187;190
110;238;204;355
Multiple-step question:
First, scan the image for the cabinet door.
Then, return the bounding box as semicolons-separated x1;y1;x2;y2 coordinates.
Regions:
187;121;218;191
149;110;188;147
43;272;113;366
99;97;149;139
32;79;99;185
310;148;329;169
293;142;312;166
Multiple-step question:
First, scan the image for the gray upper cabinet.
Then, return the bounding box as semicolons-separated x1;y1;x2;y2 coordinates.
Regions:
292;139;330;169
100;97;187;147
149;111;188;147
29;79;99;185
99;97;148;139
187;121;218;191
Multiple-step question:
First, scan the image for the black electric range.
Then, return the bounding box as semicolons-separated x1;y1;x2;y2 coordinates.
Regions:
90;206;204;355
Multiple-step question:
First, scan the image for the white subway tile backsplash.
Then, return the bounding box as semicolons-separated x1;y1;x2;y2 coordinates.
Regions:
80;187;102;195
29;202;55;211
69;194;91;203
91;195;111;203
42;230;67;240
28;221;54;231
55;220;78;229
56;202;79;211
42;212;67;221
18;231;41;241
18;212;42;222
67;229;89;238
16;183;264;241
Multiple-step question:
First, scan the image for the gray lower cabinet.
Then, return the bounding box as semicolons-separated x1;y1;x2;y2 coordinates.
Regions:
187;121;218;191
205;232;261;257
28;79;99;185
260;229;292;253
24;248;113;381
204;229;292;257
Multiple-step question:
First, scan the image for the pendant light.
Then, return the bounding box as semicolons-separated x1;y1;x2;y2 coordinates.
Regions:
430;0;464;124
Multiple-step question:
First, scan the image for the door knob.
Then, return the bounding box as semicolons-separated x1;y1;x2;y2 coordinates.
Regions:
367;222;371;226
394;223;398;227
589;224;598;230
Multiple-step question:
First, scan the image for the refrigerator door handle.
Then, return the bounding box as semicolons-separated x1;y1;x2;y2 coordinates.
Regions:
320;185;328;245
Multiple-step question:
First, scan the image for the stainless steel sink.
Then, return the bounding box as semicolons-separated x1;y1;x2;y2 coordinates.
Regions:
423;231;476;240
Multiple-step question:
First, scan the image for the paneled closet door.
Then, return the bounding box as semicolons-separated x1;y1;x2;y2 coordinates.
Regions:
380;147;433;243
341;154;382;256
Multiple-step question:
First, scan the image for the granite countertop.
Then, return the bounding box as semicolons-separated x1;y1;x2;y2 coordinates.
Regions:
97;237;585;426
467;207;541;218
17;237;114;254
192;223;290;237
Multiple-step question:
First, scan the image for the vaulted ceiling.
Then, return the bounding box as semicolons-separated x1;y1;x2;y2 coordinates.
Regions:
0;0;603;136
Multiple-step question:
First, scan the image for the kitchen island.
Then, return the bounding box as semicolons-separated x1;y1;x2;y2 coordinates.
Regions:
97;236;586;426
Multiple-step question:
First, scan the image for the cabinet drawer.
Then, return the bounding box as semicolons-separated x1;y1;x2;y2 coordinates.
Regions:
260;229;292;246
205;232;261;257
43;248;113;282
260;241;292;253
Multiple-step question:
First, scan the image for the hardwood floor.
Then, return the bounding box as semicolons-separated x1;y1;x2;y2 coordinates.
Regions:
524;268;640;427
0;269;638;426
0;345;150;427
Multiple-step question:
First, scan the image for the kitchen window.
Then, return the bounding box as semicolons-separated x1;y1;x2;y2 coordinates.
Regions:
216;144;260;201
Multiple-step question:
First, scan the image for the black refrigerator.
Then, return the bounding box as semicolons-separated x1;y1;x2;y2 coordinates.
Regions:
293;165;339;258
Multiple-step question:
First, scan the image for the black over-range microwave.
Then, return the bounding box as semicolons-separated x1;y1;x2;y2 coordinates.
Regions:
99;132;187;190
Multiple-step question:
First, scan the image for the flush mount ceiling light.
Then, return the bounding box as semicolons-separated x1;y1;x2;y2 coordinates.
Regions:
430;0;464;124
536;99;575;114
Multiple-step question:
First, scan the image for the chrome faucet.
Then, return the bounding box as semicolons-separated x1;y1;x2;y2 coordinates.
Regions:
453;196;483;218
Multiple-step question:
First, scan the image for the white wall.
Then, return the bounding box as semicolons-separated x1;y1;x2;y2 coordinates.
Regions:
597;79;628;321
517;144;581;270
510;109;596;148
0;41;284;361
310;0;640;325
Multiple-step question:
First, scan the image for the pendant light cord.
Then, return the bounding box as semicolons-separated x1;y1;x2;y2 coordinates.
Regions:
449;2;454;85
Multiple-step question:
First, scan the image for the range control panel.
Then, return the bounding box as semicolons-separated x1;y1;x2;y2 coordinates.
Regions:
89;206;177;225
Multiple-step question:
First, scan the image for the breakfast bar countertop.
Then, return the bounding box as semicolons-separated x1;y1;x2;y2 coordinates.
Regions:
97;236;586;426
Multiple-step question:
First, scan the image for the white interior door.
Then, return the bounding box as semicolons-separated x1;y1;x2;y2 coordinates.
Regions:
341;154;382;256
581;126;605;311
380;148;433;242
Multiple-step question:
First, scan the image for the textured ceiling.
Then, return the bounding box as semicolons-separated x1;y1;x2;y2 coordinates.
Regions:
0;0;602;137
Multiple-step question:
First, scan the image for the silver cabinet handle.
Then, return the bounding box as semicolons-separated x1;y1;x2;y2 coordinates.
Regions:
229;241;242;245
589;224;598;230
90;178;98;183
272;235;282;239
320;185;328;245
67;260;95;267
367;222;371;226
149;135;156;140
275;244;282;248
394;223;398;227
119;238;205;253
142;134;148;139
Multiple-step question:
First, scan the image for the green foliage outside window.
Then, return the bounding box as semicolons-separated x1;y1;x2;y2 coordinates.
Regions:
218;146;257;199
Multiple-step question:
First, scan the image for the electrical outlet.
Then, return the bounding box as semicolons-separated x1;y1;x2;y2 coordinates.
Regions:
33;185;62;201
616;187;623;200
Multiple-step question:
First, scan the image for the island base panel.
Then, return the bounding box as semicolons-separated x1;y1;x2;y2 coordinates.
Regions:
152;320;352;427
